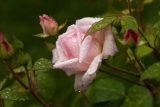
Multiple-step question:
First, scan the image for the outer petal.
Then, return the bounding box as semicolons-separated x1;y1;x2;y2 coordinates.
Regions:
74;73;84;91
92;31;105;47
56;40;68;61
76;17;102;33
54;58;89;76
82;54;103;89
79;36;92;63
102;25;118;59
79;36;101;64
52;48;59;63
74;54;102;91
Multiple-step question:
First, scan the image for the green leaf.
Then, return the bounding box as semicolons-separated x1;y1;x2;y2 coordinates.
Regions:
71;94;92;107
0;78;7;90
121;15;138;32
3;99;41;107
34;33;49;38
58;20;67;30
137;44;153;57
141;62;160;81
0;87;30;101
121;85;153;107
33;58;52;73
86;16;115;35
107;39;127;67
11;37;24;50
11;51;31;68
86;78;125;104
152;21;160;38
37;72;55;100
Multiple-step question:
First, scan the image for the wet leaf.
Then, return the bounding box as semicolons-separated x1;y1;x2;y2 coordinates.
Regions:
86;16;115;35
141;62;160;81
121;85;153;107
0;87;30;101
33;58;52;73
86;78;125;104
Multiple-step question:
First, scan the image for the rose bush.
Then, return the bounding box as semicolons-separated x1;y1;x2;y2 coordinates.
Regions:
52;17;118;91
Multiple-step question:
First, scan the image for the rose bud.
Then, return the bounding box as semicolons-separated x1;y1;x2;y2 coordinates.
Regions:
39;14;58;36
124;29;138;48
52;17;118;91
0;32;14;59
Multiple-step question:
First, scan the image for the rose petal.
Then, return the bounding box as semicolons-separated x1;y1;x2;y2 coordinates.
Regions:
56;27;80;60
74;73;84;91
79;36;92;63
93;31;105;47
54;58;89;76
82;54;102;89
102;25;118;58
74;54;102;91
54;58;78;75
67;25;85;47
76;17;102;33
79;36;101;64
52;48;59;63
56;40;68;61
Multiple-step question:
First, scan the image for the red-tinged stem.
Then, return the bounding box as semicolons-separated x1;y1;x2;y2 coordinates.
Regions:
100;68;144;87
3;60;50;107
132;50;145;71
3;60;28;90
136;0;145;31
126;51;140;73
103;61;139;76
127;0;132;15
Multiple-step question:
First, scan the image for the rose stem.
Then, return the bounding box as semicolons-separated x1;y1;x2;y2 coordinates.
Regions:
3;60;28;89
154;35;158;50
126;51;140;73
26;68;50;107
0;97;4;107
136;0;145;31
99;68;144;87
103;61;139;76
3;60;49;107
127;0;132;15
132;50;145;71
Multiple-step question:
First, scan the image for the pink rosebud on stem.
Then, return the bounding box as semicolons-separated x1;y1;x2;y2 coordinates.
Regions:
124;29;138;48
39;14;58;36
0;32;14;59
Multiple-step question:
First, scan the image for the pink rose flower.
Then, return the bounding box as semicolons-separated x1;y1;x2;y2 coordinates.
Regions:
52;17;118;91
39;14;58;36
